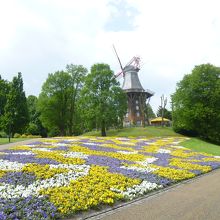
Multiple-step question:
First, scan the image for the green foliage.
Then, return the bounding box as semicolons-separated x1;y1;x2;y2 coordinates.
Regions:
26;122;39;135
14;133;21;138
38;71;71;136
38;65;87;136
3;73;29;135
66;64;87;135
145;103;155;120
26;95;47;137
0;131;7;138
157;106;172;120
172;64;220;144
80;63;127;136
0;76;9;130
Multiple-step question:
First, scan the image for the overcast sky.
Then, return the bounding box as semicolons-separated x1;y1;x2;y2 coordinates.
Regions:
0;0;220;112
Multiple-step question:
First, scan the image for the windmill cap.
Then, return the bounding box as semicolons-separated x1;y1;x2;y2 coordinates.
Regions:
122;65;144;92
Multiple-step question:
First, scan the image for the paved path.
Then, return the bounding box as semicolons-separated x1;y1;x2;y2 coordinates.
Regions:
0;138;44;150
90;169;220;220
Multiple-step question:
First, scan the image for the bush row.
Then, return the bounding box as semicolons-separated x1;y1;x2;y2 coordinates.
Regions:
0;131;41;138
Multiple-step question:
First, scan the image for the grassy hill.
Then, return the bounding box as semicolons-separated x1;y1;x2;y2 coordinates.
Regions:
83;127;182;137
83;127;220;156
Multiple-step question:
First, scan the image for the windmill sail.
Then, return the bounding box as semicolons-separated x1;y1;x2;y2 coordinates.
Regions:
113;45;125;77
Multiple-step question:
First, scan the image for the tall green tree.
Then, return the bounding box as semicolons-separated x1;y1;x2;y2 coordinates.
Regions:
145;103;156;125
80;63;127;136
3;73;29;136
172;64;220;143
157;106;172;120
66;64;87;135
26;95;47;136
38;65;87;136
0;76;9;130
38;71;71;136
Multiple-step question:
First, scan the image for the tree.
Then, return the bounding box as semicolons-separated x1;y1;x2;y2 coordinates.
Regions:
157;106;172;120
3;73;29;136
38;65;87;136
0;76;9;130
172;64;220;144
145;103;155;125
80;63;127;136
38;71;72;136
66;64;87;135
26;95;47;136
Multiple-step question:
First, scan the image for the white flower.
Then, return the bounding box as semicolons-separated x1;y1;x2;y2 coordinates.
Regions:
172;141;182;144
10;152;35;156
115;138;130;141
112;181;162;200
83;142;101;146
120;165;157;173
62;152;88;159
33;148;52;152
172;145;186;149
0;159;24;171
0;164;90;199
214;156;220;158
157;149;171;154
119;142;135;146
117;151;138;155
138;157;158;166
51;143;69;146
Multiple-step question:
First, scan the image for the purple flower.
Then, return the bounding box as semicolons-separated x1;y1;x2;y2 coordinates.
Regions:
0;171;36;187
0;196;59;220
83;144;118;153
50;146;69;151
0;154;59;165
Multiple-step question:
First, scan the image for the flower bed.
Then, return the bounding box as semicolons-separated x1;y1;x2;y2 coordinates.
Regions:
0;136;220;219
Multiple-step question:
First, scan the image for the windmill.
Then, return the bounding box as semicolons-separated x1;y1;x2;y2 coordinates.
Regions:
113;45;154;126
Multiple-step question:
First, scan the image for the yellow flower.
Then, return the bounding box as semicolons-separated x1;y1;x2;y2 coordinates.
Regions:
40;166;140;214
151;164;195;180
169;158;211;173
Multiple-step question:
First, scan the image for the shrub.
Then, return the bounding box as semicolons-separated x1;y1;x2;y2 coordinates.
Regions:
26;134;41;138
14;133;21;138
21;134;27;138
0;131;7;138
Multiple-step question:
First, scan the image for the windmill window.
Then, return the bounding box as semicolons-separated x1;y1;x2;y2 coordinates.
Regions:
136;105;139;110
126;112;129;117
136;100;139;104
137;112;140;117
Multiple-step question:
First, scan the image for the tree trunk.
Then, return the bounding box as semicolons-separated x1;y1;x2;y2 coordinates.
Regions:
101;120;106;136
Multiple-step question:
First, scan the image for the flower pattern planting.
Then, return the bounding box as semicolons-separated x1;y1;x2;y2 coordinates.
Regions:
0;136;220;219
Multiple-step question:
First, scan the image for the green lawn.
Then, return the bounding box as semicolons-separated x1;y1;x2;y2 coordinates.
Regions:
83;127;183;137
83;127;220;156
181;138;220;156
0;138;31;145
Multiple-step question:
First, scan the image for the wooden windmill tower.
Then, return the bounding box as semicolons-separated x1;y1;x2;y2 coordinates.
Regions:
113;46;154;126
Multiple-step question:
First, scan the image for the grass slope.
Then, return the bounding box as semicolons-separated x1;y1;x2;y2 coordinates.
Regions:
83;127;220;156
181;138;220;156
84;127;182;137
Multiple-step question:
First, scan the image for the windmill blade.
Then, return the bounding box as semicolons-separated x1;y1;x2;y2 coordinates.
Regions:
115;71;123;79
125;56;141;69
113;45;125;76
